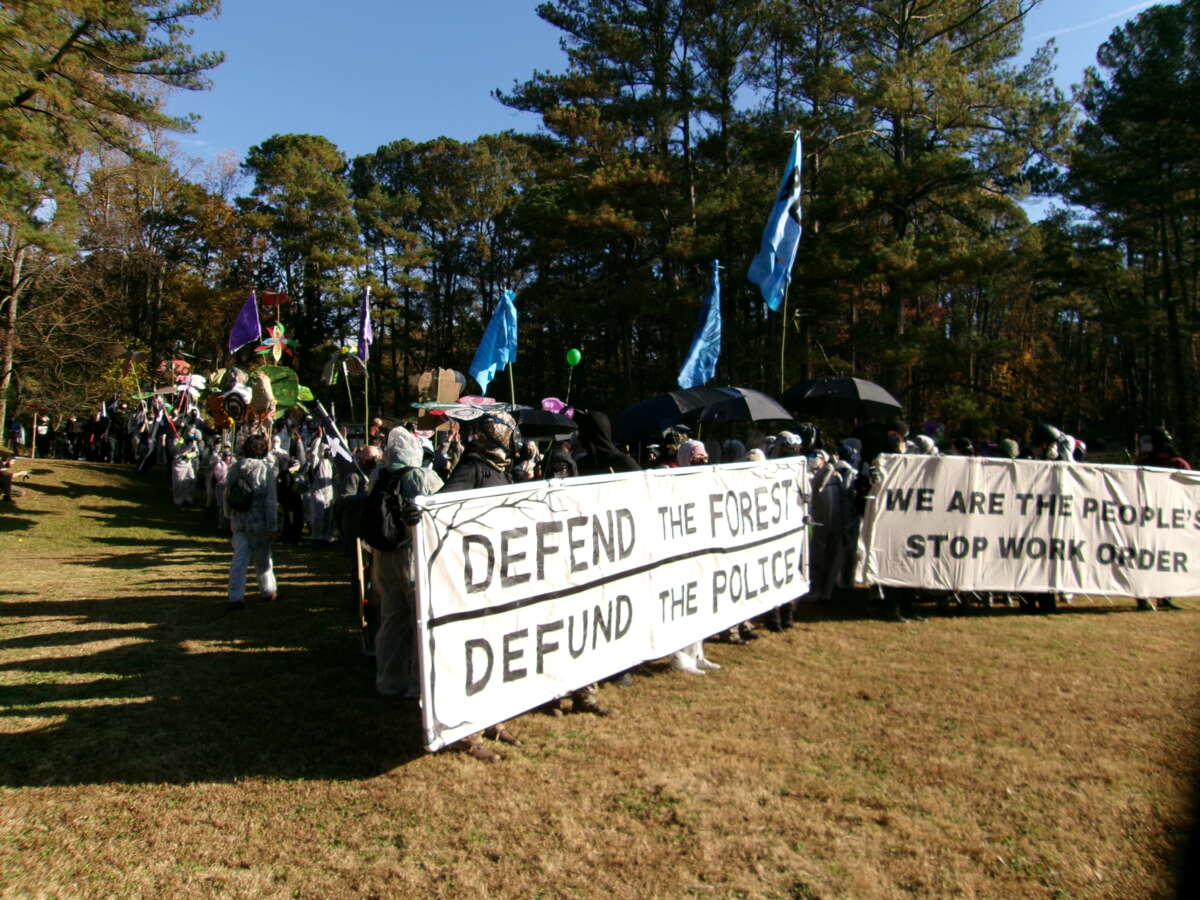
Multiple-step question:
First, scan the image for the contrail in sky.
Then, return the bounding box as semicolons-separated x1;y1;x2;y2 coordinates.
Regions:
1030;1;1163;41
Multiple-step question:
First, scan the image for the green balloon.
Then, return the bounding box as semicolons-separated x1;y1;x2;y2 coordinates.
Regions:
566;348;582;367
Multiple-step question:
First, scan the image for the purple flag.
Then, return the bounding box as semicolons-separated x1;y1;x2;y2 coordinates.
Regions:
228;292;261;353
358;286;373;363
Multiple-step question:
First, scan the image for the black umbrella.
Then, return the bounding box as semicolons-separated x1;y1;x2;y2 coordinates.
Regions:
513;407;579;440
695;387;793;425
782;377;902;420
613;387;735;442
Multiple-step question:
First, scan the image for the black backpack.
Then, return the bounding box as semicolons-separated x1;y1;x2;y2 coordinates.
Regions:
361;467;418;552
227;467;255;513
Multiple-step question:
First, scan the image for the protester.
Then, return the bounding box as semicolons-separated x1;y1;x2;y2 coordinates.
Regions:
833;438;864;589
512;440;541;482
8;419;26;455
574;410;639;475
716;437;760;644
338;444;379;557
224;432;279;611
950;436;975;456
107;405;127;462
437;411;524;760
1028;423;1078;613
306;439;336;543
211;447;231;533
543;444;577;478
997;438;1019;459
1136;427;1190;471
0;452;17;501
545;410;623;710
670;439;721;673
372;426;443;702
1134;427;1190;611
34;415;52;458
911;434;939;456
807;449;853;604
1031;423;1076;463
432;421;463;483
170;440;198;506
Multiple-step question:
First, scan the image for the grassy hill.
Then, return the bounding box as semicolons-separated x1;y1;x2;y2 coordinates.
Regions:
1;460;1197;897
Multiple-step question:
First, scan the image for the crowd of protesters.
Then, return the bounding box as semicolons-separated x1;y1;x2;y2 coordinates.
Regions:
1;397;1191;761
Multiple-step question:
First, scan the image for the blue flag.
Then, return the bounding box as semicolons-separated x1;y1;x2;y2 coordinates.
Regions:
227;292;261;353
677;261;722;390
357;286;373;363
747;133;803;311
469;289;518;395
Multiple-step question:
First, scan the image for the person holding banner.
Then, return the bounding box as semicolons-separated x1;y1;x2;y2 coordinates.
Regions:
807;449;852;604
552;410;626;710
1134;427;1190;611
438;411;525;760
670;440;723;673
1136;427;1190;471
1028;423;1080;612
373;426;443;702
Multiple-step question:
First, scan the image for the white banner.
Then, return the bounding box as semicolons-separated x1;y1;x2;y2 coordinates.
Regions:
857;455;1200;597
414;459;810;750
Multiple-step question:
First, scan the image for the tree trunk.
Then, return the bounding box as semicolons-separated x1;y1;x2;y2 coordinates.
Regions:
0;244;28;441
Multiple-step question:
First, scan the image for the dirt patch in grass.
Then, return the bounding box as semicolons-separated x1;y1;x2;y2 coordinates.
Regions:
1;460;1198;897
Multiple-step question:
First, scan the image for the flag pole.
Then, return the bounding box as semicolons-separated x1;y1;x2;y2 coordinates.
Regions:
342;359;356;425
507;362;516;409
359;286;372;448
779;281;790;395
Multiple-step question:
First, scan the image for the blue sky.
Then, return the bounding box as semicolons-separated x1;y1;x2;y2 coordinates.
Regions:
165;1;1170;169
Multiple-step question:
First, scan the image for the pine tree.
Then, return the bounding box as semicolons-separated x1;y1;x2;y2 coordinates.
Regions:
0;0;221;438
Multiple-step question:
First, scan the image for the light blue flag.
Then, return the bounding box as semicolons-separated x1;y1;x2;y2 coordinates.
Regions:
469;289;518;395
677;261;722;390
747;133;803;311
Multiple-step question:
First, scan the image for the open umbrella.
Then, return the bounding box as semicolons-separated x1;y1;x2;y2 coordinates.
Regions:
513;407;578;440
613;387;734;442
782;377;901;420
696;387;792;425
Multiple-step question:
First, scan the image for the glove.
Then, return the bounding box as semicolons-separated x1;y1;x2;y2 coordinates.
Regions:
401;499;422;526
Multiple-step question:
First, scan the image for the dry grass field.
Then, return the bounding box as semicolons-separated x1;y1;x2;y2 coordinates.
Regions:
1;459;1197;898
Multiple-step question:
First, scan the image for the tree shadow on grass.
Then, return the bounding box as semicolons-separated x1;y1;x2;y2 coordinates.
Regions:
0;508;51;532
0;570;426;786
0;473;426;786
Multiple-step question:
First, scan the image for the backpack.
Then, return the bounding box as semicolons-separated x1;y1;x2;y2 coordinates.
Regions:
361;467;417;552
227;466;255;513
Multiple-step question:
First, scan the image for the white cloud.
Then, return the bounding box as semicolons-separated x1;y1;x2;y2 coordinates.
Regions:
1031;2;1163;41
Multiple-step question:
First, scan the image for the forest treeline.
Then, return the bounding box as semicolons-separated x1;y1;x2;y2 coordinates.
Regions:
2;0;1198;452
